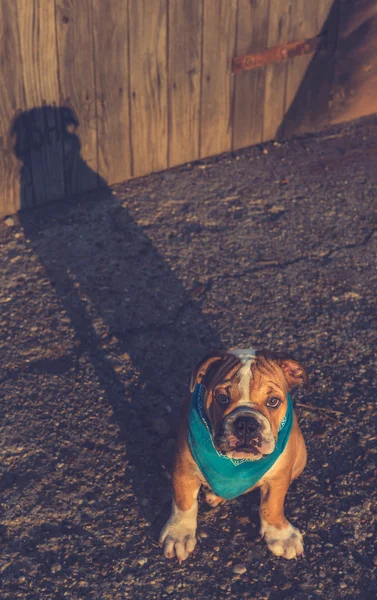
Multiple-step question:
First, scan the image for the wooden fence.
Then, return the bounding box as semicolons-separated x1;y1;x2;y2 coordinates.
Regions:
1;0;377;216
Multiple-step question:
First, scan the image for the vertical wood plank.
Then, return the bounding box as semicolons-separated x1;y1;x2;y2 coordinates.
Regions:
284;1;318;118
200;0;237;157
282;0;335;137
0;0;26;215
168;0;202;167
55;0;98;195
129;0;168;177
331;0;377;124
17;0;60;108
263;0;292;141
16;0;65;207
93;0;131;184
233;0;270;149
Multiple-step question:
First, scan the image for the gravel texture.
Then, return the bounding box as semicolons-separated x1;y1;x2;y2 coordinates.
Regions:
1;116;377;599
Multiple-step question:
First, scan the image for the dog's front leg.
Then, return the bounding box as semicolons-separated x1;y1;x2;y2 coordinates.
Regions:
160;470;201;563
259;477;304;560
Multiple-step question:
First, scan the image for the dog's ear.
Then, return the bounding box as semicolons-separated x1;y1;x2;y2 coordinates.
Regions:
256;349;309;391
189;351;226;392
279;358;309;391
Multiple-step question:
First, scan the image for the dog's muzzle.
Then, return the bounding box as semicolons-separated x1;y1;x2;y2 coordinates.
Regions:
214;406;275;457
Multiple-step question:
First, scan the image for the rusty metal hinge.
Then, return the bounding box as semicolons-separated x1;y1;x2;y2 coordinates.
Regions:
232;32;328;74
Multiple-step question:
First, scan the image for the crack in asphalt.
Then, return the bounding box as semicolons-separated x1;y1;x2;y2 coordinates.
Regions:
209;228;377;283
2;227;375;388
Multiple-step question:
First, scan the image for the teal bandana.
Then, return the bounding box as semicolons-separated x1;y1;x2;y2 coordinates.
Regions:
187;384;294;500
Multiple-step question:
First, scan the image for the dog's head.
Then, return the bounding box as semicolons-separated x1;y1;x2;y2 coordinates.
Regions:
190;348;309;461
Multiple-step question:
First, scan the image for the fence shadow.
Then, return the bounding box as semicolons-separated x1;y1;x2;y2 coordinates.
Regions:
278;0;377;138
277;0;340;139
14;106;223;533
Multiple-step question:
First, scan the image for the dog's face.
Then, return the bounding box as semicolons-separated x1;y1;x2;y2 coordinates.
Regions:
190;348;308;461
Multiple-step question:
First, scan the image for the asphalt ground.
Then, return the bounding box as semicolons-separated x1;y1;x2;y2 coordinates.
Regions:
1;115;377;599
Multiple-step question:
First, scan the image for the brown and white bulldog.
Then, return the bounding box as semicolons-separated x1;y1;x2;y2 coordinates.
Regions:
160;348;309;563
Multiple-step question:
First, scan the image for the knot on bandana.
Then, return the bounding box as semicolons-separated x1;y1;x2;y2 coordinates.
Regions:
187;384;293;500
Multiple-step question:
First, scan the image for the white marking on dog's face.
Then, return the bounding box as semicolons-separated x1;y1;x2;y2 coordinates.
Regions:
237;361;253;404
260;519;304;559
230;348;256;404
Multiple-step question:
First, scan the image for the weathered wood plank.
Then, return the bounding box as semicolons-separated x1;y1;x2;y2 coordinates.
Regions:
93;0;131;184
263;0;292;141
201;0;237;157
282;0;335;137
233;0;270;149
0;0;27;215
55;0;98;195
129;0;168;177
332;0;377;124
168;0;202;167
16;0;65;207
284;1;318;119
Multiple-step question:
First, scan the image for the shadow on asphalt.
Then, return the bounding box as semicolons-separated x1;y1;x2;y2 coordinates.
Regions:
14;106;224;534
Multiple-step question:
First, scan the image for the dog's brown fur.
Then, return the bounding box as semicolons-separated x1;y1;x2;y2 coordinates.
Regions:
160;348;308;563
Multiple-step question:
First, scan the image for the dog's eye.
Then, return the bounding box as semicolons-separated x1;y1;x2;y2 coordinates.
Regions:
217;393;229;405
266;397;281;409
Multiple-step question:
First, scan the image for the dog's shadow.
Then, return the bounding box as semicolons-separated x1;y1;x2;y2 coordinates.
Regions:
14;105;224;532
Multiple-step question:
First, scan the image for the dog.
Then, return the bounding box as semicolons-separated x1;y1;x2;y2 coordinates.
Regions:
160;347;309;563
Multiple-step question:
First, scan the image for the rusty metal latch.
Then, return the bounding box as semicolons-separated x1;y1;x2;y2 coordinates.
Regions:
232;32;328;73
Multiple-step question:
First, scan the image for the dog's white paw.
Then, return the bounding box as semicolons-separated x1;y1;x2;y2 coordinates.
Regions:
261;520;304;559
160;501;198;563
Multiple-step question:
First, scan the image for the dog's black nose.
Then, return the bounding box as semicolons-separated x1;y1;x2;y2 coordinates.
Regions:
234;415;259;443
